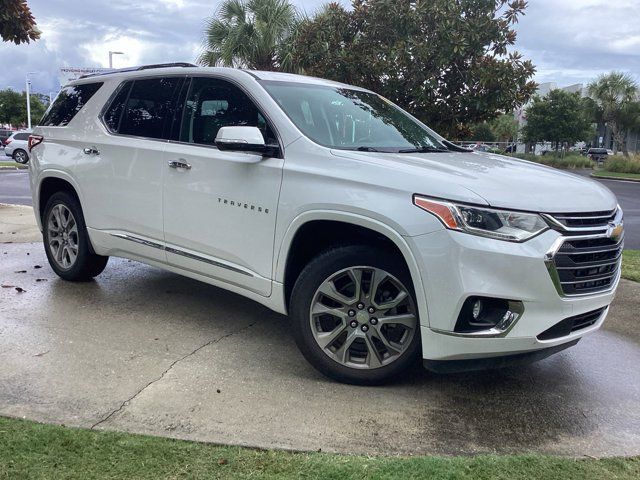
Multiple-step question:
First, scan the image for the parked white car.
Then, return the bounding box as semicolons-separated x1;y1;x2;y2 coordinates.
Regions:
4;130;31;163
28;64;623;384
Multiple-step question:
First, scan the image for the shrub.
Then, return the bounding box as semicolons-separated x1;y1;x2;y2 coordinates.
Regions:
604;156;640;174
507;152;594;169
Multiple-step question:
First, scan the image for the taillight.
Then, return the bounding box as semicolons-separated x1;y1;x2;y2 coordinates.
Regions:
28;135;44;152
4;138;11;145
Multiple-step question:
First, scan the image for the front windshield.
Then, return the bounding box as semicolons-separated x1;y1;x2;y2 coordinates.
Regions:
261;81;447;152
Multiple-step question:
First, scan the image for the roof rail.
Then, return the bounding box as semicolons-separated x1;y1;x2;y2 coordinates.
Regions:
79;62;197;79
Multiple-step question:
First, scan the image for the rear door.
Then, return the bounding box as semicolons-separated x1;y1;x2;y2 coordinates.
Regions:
162;76;283;296
77;76;184;262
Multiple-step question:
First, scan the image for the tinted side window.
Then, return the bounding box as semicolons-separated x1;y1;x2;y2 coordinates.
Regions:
14;133;30;140
39;82;103;127
119;77;182;139
180;78;276;146
103;81;132;133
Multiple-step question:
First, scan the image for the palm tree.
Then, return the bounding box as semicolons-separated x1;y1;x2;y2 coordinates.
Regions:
198;0;298;71
587;72;639;155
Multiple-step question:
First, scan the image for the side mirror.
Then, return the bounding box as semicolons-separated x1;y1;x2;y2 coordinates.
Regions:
214;126;279;157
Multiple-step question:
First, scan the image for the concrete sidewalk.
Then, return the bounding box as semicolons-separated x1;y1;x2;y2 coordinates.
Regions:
1;205;639;457
0;204;41;243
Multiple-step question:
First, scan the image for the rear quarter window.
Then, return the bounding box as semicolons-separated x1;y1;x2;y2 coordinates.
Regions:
39;82;103;127
13;133;30;140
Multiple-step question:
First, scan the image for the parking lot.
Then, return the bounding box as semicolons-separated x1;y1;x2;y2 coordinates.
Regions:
1;199;639;457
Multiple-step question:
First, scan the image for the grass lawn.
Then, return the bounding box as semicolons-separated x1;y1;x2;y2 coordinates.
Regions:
0;417;639;479
592;170;640;181
622;250;640;282
0;160;26;169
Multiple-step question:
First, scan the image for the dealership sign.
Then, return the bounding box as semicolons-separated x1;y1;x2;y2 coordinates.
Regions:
59;67;112;86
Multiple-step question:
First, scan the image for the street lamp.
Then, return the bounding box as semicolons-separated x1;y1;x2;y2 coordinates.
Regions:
25;71;37;130
109;51;124;69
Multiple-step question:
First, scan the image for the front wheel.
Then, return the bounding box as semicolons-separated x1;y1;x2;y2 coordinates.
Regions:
43;191;109;281
290;245;420;385
13;149;28;164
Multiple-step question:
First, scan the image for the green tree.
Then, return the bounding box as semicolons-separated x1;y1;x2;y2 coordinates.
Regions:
587;72;639;155
198;0;298;71
467;122;496;142
289;0;536;137
522;90;593;150
0;88;47;126
490;114;519;143
0;0;40;44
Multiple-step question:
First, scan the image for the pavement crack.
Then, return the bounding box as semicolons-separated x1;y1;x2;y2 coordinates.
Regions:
90;320;260;429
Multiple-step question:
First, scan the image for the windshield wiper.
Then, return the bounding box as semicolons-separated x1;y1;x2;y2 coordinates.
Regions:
398;146;449;153
355;146;382;152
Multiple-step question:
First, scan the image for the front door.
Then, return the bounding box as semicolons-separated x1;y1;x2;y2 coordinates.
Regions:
162;77;283;296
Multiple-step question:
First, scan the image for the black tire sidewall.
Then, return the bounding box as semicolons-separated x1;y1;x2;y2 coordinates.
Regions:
43;192;104;281
290;245;421;385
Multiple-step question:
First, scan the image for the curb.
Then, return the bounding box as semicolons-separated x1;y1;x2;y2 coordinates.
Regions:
590;173;640;183
0;166;28;171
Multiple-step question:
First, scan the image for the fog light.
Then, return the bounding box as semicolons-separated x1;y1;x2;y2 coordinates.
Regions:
454;297;523;334
472;299;483;320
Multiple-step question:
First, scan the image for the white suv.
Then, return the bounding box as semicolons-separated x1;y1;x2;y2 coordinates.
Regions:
4;130;32;163
28;64;623;384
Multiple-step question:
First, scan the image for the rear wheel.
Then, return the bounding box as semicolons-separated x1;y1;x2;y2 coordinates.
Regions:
290;245;420;385
13;149;28;164
43;191;109;281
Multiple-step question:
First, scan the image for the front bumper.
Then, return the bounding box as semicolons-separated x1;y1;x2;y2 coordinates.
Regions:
406;228;619;362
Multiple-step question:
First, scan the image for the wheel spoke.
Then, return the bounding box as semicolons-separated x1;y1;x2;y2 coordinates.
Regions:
368;268;388;302
316;323;348;349
334;330;358;363
363;334;383;368
346;268;364;302
369;326;401;356
377;313;417;328
311;303;347;319
376;290;408;310
318;281;354;306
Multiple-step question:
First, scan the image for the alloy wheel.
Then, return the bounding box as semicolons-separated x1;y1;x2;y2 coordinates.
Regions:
309;266;417;369
47;204;79;269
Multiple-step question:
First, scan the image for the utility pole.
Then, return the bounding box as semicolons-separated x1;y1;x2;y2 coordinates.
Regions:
109;51;124;69
25;73;33;130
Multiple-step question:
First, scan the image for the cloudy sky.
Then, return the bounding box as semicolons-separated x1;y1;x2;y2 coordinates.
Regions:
1;0;639;96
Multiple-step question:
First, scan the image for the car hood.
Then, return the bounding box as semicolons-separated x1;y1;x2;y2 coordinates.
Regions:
330;150;617;213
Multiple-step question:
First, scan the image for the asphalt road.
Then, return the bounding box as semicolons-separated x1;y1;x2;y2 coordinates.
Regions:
1;242;639;457
2;167;638;248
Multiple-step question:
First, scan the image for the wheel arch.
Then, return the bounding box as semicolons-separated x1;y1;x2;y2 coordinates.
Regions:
275;210;430;327
36;171;83;230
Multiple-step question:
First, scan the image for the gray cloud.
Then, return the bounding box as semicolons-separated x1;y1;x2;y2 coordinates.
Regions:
0;0;638;97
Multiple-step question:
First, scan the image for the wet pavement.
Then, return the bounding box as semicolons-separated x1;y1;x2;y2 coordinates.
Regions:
1;241;639;457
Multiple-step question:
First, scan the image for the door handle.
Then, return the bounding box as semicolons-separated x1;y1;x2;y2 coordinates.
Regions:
83;146;99;155
168;160;191;170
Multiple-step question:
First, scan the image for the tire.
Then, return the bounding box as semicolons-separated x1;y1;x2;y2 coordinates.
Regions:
13;149;28;164
290;245;421;385
42;191;109;281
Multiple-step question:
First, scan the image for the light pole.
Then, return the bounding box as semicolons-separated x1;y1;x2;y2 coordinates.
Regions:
26;72;37;130
109;51;124;69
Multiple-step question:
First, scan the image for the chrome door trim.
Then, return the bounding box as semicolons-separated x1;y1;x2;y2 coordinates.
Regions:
109;232;254;277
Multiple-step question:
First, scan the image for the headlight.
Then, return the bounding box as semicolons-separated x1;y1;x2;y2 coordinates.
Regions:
413;195;548;242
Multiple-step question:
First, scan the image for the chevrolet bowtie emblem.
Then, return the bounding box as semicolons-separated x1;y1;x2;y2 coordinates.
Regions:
606;221;624;242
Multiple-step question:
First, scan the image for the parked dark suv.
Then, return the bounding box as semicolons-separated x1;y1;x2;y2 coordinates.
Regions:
587;148;609;162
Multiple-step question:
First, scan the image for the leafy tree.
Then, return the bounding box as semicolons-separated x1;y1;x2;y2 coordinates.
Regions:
289;0;536;137
522;90;593;150
198;0;298;71
0;0;40;44
587;72;639;155
0;88;47;126
490;114;519;143
466;122;496;142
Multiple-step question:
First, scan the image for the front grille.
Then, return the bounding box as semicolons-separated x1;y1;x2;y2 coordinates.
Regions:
550;209;617;229
537;307;606;340
545;209;623;296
